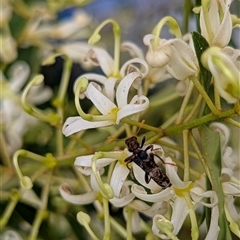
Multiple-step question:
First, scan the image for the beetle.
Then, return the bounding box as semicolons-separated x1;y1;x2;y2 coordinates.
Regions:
124;136;172;189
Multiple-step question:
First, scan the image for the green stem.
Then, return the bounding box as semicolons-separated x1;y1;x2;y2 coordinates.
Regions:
55;56;72;107
189;133;212;183
164;108;236;136
0;133;12;168
28;209;48;240
149;92;180;109
175;81;194;124
121;118;163;134
213;77;222;110
126;207;133;240
0;189;20;228
183;130;190;181
183;0;192;33
183;192;199;240
224;117;240;128
190;75;221;116
183;94;203;123
102;197;111;240
91;152;114;199
29;172;52;239
110;217;129;240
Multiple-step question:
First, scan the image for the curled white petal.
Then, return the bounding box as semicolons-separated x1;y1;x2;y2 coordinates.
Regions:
121;41;144;59
120;57;149;79
129;200;169;217
165;39;199;80
190;187;218;207
123;208;142;233
222;182;240;196
110;161;130;197
171;197;189;235
204;205;220;240
110;181;135;207
116;95;149;124
225;196;239;222
103;77;118;101
164;157;187;189
131;184;173;202
116;72;142;107
62;117;113;136
209;122;229;149
60;183;97;204
86;82;116;114
74;154;117;175
86;48;114;76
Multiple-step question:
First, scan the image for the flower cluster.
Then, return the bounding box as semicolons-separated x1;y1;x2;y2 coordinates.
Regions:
1;0;239;240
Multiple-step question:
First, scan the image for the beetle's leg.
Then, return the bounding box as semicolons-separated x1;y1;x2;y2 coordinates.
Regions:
140;136;146;148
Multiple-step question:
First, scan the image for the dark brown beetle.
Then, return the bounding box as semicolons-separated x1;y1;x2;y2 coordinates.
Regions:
124;136;172;189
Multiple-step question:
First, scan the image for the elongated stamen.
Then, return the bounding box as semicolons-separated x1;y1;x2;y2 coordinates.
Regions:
152;16;182;50
74;77;93;121
13;150;34;189
21;75;60;125
88;19;121;77
77;212;100;240
74;77;118;122
13;150;57;189
91;152;114;199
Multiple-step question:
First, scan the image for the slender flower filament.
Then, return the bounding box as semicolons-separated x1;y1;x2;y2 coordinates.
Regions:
13;150;33;189
91;152;114;199
74;77;93;121
77;212;100;240
88;19;121;77
152;16;182;50
21;75;60;125
183;192;199;240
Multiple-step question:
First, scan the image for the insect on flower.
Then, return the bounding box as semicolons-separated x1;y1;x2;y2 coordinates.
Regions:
124;136;172;189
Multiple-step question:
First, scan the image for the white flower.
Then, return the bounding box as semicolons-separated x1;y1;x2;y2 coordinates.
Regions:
60;150;135;207
81;46;149;101
123;200;169;233
131;157;219;238
209;122;240;237
0;33;17;64
49;10;92;40
143;34;199;81
62;72;149;136
201;47;240;103
1;61;52;154
198;0;233;47
122;41;172;89
57;42;92;70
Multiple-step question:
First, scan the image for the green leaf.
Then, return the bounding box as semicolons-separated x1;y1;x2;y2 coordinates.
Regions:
192;32;211;91
199;125;232;240
192;32;214;114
